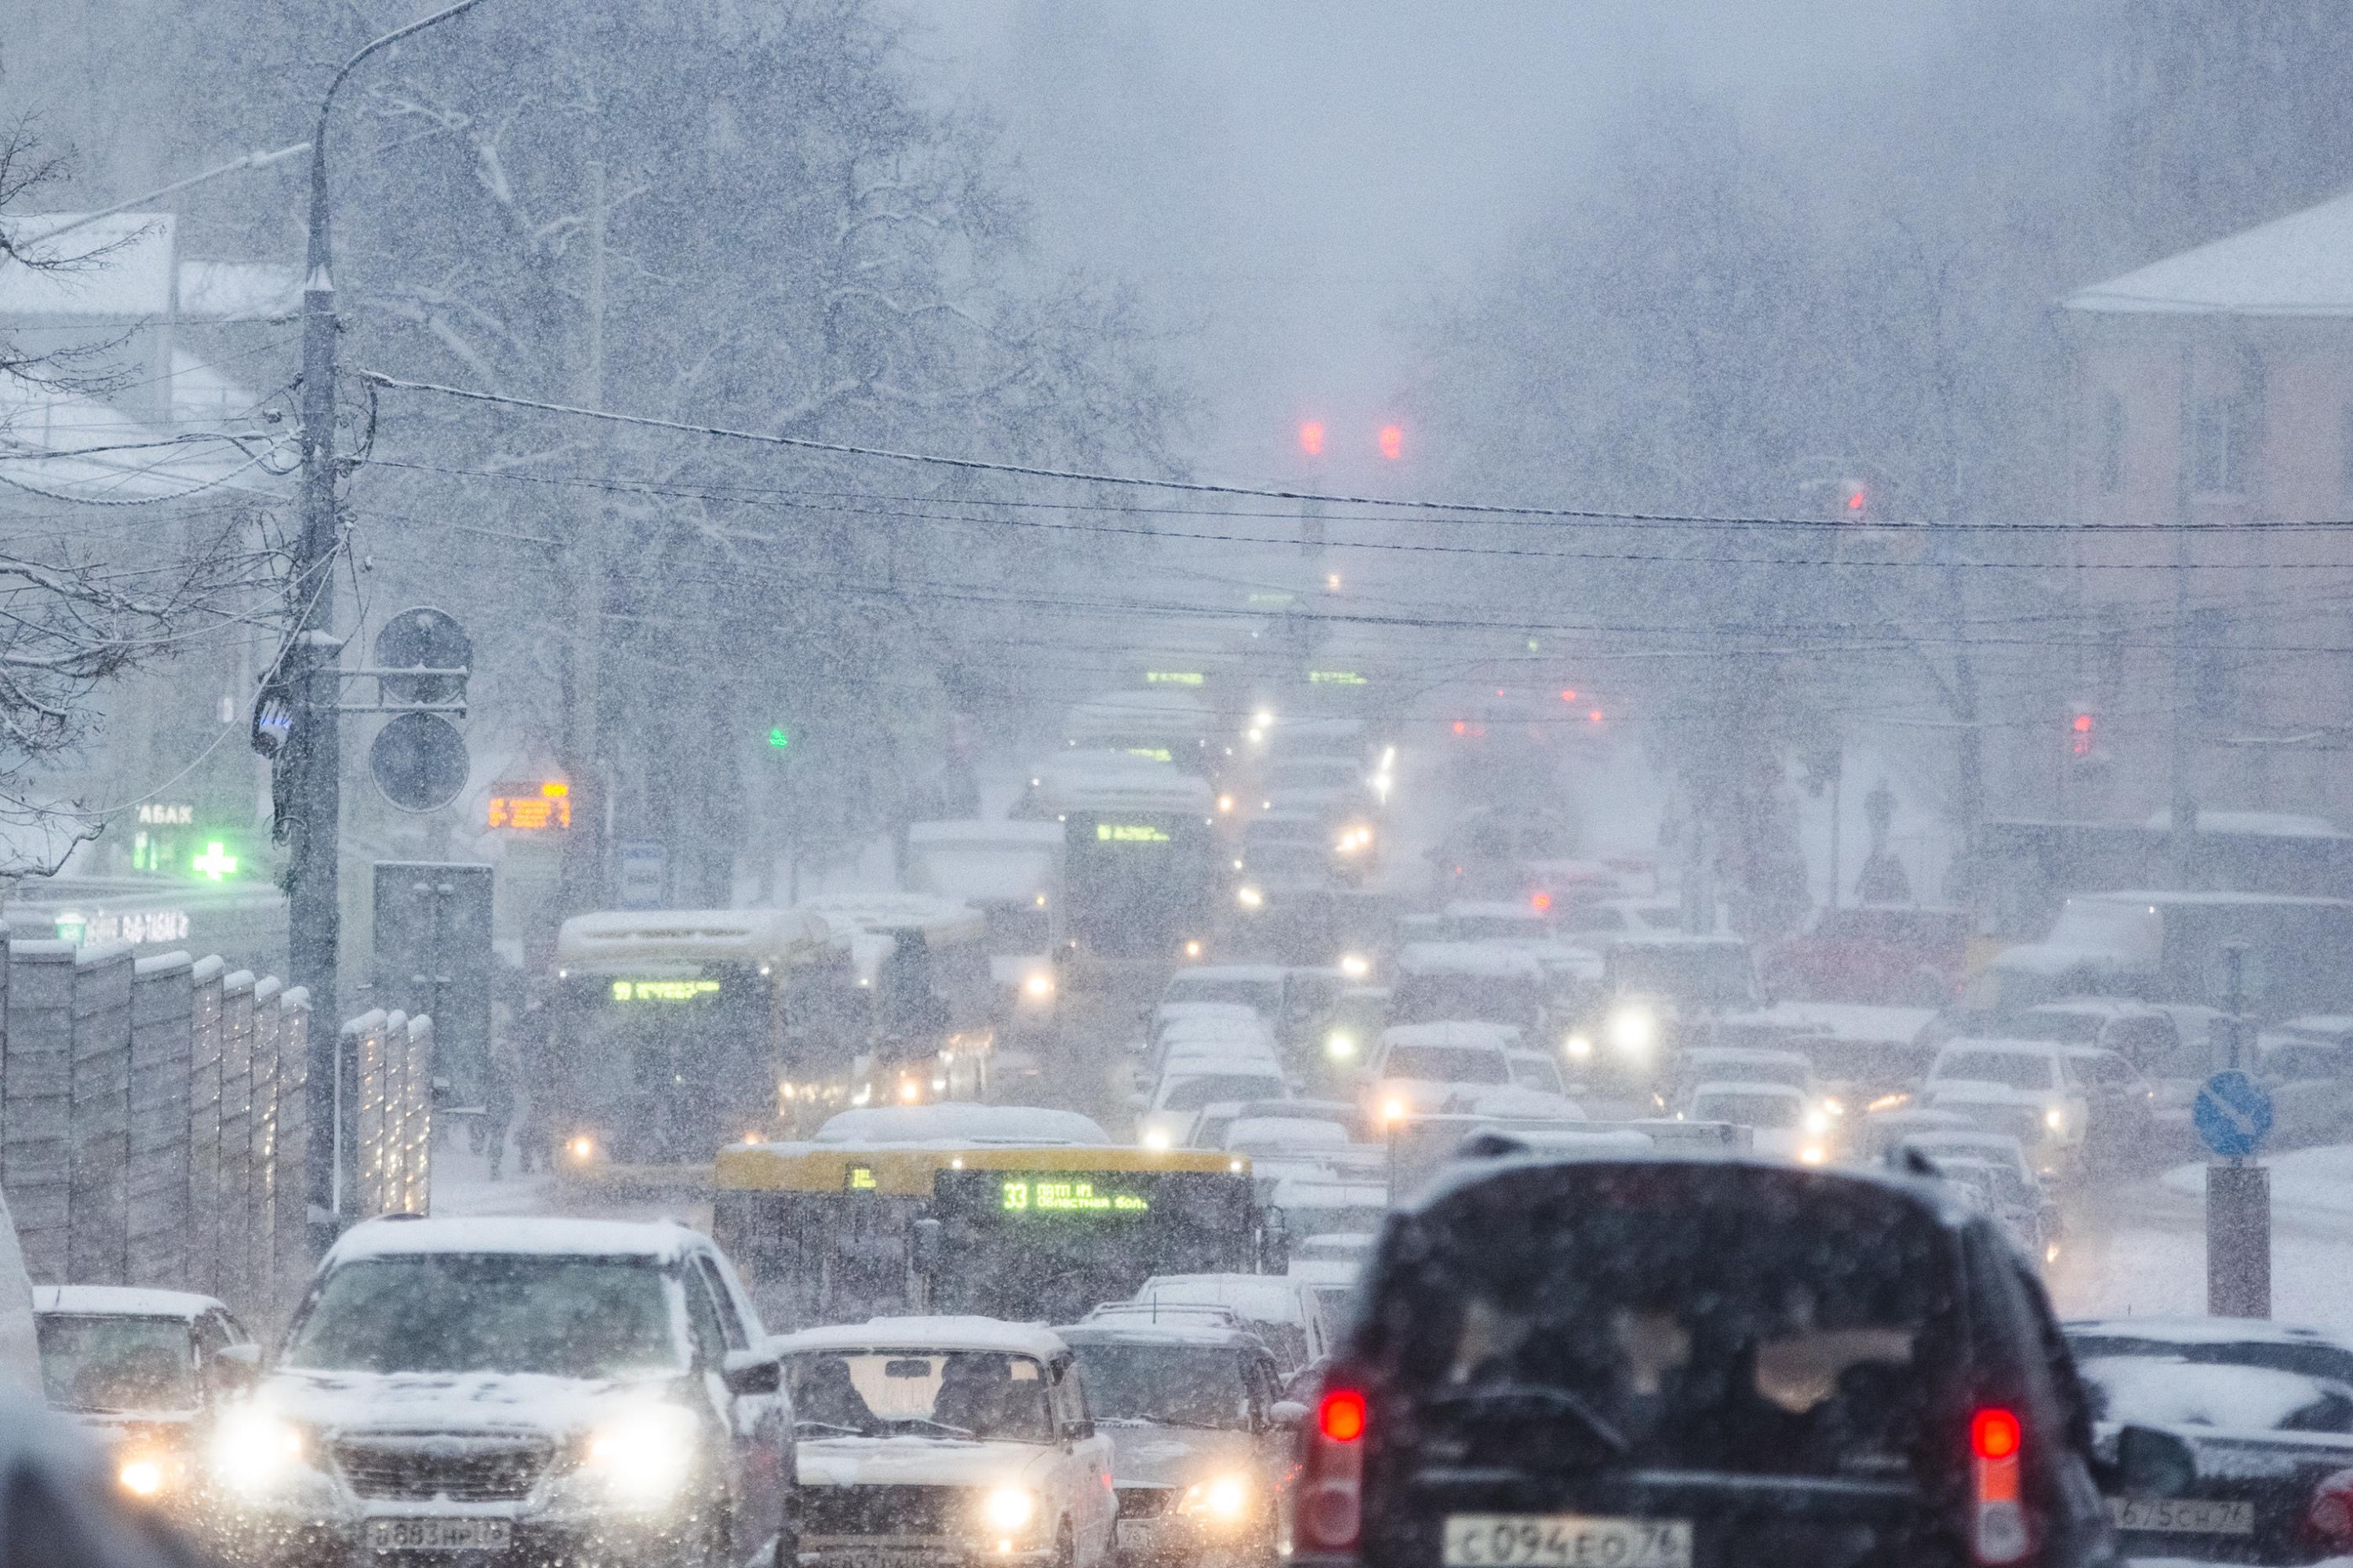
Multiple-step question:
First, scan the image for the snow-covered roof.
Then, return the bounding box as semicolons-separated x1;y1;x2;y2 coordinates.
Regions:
1166;965;1289;986
1608;933;1750;951
2064;1316;2353;1350
328;1216;702;1264
813;1104;1110;1147
1683;1046;1814;1071
800;893;986;944
1395;941;1544;979
1024;750;1214;816
175;260;300;320
1225;1117;1349;1152
33;1285;222;1319
1380;1020;1519;1051
773;1316;1071;1362
556;907;831;971
1053;1320;1263;1349
1064;688;1217;743
0;370;285;504
2066;190;2353;318
0;213;176;317
1766;1002;1937;1042
1442;901;1547;923
1135;1274;1314;1324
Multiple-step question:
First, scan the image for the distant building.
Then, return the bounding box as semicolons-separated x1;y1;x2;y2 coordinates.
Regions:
2060;189;2353;831
0;213;295;882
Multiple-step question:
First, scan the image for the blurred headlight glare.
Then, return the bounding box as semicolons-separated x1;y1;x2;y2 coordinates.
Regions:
984;1486;1038;1531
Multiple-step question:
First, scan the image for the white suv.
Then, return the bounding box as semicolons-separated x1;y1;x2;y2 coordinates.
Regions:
206;1217;791;1568
1923;1039;2087;1170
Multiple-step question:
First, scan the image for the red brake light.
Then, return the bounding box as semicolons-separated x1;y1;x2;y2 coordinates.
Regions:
1318;1389;1366;1442
1971;1408;2020;1461
1530;892;1553;912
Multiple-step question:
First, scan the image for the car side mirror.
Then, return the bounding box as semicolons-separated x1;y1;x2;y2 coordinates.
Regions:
2115;1424;2196;1497
212;1341;262;1394
722;1348;782;1396
1061;1417;1094;1442
911;1217;943;1276
1270;1400;1307;1430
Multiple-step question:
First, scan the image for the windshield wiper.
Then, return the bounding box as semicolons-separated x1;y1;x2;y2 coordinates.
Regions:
890;1417;976;1439
794;1421;869;1438
1421;1384;1630;1456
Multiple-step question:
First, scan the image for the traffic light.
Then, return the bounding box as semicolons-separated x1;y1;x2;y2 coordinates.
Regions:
2070;707;2095;759
1379;424;1403;461
1299;421;1326;457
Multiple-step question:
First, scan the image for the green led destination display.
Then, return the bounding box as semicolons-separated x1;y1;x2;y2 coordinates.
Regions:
609;979;721;1002
1001;1178;1151;1215
1144;671;1205;686
1096;823;1171;843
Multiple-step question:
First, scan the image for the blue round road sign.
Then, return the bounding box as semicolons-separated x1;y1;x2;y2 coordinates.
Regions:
2192;1069;2274;1159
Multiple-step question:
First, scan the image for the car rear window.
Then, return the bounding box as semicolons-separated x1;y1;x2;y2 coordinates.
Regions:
1690;1091;1804;1129
1162;1074;1286;1111
1370;1164;1952;1479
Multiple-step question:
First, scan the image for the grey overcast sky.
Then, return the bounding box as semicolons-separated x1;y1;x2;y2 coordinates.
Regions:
890;0;1944;480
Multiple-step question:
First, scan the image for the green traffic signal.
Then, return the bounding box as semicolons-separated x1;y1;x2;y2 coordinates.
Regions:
767;726;791;751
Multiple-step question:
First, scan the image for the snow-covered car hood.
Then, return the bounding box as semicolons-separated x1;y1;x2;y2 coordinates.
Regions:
256;1366;688;1439
1383;1079;1583;1120
1925;1079;2060;1109
1096;1422;1257;1490
797;1435;1064;1490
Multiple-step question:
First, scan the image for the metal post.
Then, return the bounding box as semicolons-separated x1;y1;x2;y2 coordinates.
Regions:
558;156;610;921
284;0;490;1244
2168;342;2198;884
2206;940;2270;1316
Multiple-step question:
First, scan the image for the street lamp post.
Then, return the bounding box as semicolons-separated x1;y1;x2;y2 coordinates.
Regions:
285;0;489;1239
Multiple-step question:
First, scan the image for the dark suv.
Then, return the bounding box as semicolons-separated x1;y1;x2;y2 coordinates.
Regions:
1289;1151;2122;1568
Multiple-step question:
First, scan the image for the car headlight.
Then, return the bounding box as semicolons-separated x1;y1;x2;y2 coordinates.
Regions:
209;1408;308;1493
584;1404;700;1502
118;1455;169;1498
983;1485;1038;1531
1182;1473;1250;1519
1339;952;1371;979
1803;1108;1831;1135
1326;1031;1357;1060
1143;1127;1173;1151
2044;1107;2065;1132
1564;1033;1592;1060
1023;972;1054;999
1236;886;1264;910
1606;1006;1656;1056
1798;1144;1827;1166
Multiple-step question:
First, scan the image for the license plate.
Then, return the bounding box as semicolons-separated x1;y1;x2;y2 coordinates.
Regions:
2106;1497;2256;1535
1444;1514;1693;1568
364;1516;515;1552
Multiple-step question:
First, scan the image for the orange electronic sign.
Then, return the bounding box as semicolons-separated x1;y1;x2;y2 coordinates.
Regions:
487;780;572;831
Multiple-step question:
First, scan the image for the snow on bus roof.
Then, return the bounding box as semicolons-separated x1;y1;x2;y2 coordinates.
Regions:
1025;751;1215;814
328;1217;702;1264
798;893;987;943
556;908;829;968
815;1104;1111;1146
906;820;1063;849
35;1286;223;1320
773;1315;1070;1362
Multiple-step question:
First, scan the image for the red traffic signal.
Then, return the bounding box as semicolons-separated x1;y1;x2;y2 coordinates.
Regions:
1378;424;1403;461
1299;421;1326;457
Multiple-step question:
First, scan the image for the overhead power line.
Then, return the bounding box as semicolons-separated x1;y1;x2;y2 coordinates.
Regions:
359;371;2353;537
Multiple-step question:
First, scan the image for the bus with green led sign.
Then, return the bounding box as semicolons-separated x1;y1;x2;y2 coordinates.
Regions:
714;1137;1268;1328
1016;754;1216;961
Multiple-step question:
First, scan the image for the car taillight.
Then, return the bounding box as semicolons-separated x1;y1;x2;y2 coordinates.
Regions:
1970;1408;2029;1565
2305;1468;2353;1551
1297;1388;1366;1552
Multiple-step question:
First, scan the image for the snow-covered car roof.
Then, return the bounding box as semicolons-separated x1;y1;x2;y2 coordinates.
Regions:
1053;1320;1267;1352
1923;1080;2045;1108
774;1315;1071;1362
1225;1116;1349;1151
1441;901;1549;923
1395;942;1544;979
1134;1274;1315;1323
2074;1356;2352;1433
1158;1015;1274;1045
1380;1020;1521;1051
33;1286;223;1320
1158;1055;1285;1082
1155;1002;1263;1024
814;1104;1110;1147
328;1216;704;1265
1762;1002;1937;1042
2024;997;2164;1020
555;907;831;970
1900;1130;2035;1168
1935;1037;2070;1060
1607;932;1751;951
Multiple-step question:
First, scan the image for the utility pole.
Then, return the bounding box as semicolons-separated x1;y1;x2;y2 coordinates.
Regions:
557;155;611;919
2168;342;2200;886
282;0;489;1239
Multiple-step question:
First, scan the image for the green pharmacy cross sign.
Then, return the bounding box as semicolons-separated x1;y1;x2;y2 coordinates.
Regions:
191;841;240;882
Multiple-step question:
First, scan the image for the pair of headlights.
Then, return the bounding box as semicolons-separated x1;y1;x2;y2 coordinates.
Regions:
211;1404;699;1504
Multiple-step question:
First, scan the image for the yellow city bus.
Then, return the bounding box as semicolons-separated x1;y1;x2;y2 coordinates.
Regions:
711;1108;1268;1330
